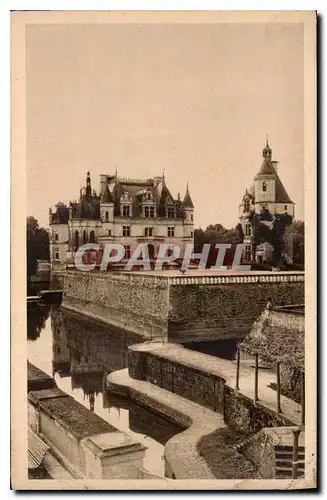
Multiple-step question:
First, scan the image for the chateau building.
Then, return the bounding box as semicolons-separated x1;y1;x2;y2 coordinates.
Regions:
239;140;295;264
49;172;194;267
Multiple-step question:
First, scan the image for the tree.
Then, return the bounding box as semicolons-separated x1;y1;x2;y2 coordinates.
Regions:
292;220;305;265
193;223;242;268
26;216;50;282
248;211;293;266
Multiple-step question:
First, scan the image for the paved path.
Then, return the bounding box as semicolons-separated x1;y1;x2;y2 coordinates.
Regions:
138;342;302;426
107;369;258;480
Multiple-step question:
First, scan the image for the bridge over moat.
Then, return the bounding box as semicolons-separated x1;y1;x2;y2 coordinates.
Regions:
62;269;304;343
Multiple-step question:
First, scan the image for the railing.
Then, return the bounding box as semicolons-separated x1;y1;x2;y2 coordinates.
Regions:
235;347;305;426
169;273;304;286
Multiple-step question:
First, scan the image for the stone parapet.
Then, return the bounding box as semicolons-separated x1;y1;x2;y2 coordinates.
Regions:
28;384;147;479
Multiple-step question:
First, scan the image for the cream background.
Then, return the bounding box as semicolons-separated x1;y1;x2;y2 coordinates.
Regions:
26;19;304;229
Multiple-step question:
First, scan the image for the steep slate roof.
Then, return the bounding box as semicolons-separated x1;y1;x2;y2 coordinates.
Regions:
100;183;114;204
245;144;294;204
275;176;294;204
50;204;69;224
53;173;192;223
182;184;194;208
255;159;277;177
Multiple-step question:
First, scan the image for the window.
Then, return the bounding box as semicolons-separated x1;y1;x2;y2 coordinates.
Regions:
108;229;112;236
245;223;252;237
244;199;250;212
145;227;153;237
55;234;58;241
262;181;267;192
284;205;288;212
90;230;95;243
83;230;87;244
124;245;131;259
144;206;155;218
147;193;151;200
191;231;194;237
75;230;79;249
55;252;59;260
123;205;130;217
123;226;131;237
105;211;109;221
245;245;251;261
168;226;175;237
191;214;194;222
167;207;175;218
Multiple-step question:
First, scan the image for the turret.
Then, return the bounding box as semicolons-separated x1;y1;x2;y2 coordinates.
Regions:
182;181;194;229
49;207;52;225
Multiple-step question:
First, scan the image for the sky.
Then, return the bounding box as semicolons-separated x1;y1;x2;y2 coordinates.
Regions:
26;21;304;229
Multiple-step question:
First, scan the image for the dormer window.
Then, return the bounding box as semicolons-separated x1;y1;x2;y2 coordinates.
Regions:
147;193;151;200
284;205;288;212
262;181;267;192
144;206;155;218
167;207;175;218
122;205;130;217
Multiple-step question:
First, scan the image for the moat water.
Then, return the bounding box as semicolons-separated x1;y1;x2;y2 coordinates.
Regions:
27;300;182;477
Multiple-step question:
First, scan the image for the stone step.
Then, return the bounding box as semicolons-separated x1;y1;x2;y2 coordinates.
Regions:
276;460;305;469
276;445;305;453
276;467;305;478
275;451;305;460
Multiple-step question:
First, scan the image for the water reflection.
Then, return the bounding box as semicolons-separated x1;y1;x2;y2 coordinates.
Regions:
27;303;182;477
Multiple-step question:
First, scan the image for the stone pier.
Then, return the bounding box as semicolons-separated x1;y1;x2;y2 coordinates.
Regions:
28;363;147;480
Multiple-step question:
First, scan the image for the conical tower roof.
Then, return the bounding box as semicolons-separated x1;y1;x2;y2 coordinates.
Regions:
182;182;194;208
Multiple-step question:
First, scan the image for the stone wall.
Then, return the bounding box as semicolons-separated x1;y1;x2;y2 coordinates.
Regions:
62;271;169;339
62;270;304;343
223;385;294;435
168;280;304;342
127;343;299;436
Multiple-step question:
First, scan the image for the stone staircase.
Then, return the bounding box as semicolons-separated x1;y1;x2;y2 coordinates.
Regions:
275;443;305;479
235;427;305;479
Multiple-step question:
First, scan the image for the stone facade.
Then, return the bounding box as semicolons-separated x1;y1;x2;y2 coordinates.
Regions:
49;172;194;268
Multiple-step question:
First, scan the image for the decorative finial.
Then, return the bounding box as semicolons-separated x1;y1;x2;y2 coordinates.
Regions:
266;134;269;146
115;167;118;177
186;180;189;191
163;168;165;181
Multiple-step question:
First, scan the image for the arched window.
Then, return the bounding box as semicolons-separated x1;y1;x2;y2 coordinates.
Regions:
75;230;79;249
262;181;267;192
83;230;87;244
90;230;95;243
